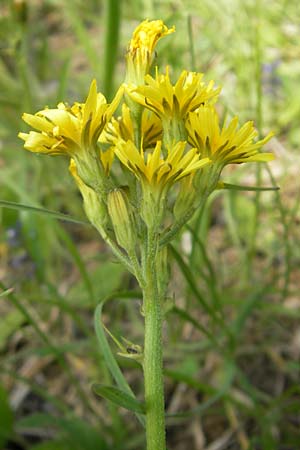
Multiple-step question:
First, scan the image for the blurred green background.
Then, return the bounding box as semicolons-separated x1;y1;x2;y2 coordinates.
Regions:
1;1;300;449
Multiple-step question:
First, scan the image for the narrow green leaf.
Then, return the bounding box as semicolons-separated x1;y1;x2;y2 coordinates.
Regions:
93;384;146;414
0;200;88;225
220;182;280;191
94;301;145;427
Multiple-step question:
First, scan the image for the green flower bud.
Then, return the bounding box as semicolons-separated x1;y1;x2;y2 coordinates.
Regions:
107;189;136;251
69;159;108;232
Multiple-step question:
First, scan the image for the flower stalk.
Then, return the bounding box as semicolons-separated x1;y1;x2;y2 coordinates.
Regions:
142;229;166;450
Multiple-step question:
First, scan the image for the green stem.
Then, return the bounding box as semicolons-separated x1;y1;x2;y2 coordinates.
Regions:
143;231;166;450
103;0;121;100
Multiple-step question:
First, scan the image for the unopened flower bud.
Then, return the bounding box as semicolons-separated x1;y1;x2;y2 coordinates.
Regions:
69;159;108;231
107;189;135;251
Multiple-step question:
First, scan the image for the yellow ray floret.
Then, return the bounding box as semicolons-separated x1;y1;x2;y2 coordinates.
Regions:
19;80;123;157
126;19;175;85
186;105;274;166
101;104;162;149
100;147;115;175
114;139;211;187
129;68;220;120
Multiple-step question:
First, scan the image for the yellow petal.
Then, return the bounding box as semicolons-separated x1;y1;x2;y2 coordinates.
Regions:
22;113;53;133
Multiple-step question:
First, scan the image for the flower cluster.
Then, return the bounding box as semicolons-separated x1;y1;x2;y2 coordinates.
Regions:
19;19;274;258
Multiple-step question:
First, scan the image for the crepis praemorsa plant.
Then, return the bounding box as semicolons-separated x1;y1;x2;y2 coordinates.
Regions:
19;20;274;450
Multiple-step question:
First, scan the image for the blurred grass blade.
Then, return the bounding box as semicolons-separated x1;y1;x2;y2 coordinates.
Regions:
94;301;146;427
231;286;271;337
0;309;23;351
1;282;93;412
17;413;110;450
92;384;146;414
0;288;14;298
186;224;221;311
169;244;229;334
103;0;121;100
2;367;69;414
167;359;236;418
55;58;71;103
0;200;88;225
61;1;100;75
187;15;196;71
220;182;280;191
0;384;14;449
171;306;220;348
55;225;95;303
169;244;210;311
27;441;72;450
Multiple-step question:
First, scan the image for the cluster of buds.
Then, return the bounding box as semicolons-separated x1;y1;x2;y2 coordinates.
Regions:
19;19;274;278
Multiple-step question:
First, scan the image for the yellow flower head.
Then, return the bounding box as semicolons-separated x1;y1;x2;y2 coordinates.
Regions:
125;19;175;85
19;80;123;158
186;105;274;167
114;138;210;188
101;104;162;150
129;68;220;121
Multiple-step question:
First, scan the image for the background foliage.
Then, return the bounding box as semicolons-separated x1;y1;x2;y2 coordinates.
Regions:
1;1;300;449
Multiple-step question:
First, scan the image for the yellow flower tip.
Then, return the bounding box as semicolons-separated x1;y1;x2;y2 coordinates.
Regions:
18;132;27;141
86;79;98;103
129;19;175;53
22;112;31;123
106;84;125;119
83;79;100;120
126;20;175;85
90;78;97;91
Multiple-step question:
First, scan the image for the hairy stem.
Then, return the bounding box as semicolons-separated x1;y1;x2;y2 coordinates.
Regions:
143;230;166;450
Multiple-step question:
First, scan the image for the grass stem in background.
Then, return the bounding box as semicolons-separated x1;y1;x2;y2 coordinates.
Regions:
103;0;121;100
